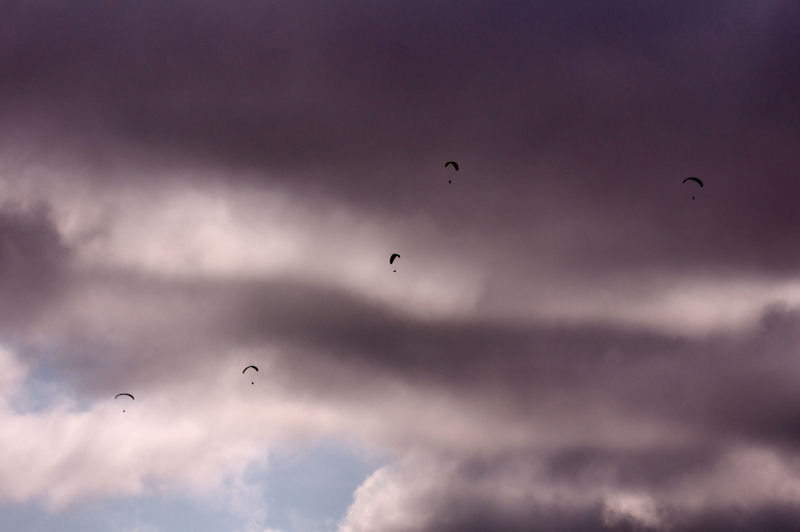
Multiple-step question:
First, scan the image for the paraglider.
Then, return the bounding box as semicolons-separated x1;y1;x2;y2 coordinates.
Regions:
444;161;458;183
243;365;258;385
115;393;134;412
682;177;704;200
389;253;400;272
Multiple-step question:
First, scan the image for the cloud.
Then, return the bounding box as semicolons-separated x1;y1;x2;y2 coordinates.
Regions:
2;168;800;529
1;1;800;530
339;442;800;531
0;205;69;331
0;163;799;530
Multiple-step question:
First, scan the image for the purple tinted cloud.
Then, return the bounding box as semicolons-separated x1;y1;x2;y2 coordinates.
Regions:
1;1;800;530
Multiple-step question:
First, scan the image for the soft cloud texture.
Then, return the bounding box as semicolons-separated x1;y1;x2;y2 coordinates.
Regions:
2;1;800;530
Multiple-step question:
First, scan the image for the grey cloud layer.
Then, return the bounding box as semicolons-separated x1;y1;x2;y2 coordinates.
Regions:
17;240;800;528
2;1;800;530
2;1;799;282
0;206;68;330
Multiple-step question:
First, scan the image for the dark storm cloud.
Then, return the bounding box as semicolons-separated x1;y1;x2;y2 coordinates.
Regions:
0;205;68;328
33;263;800;453
241;292;800;451
678;506;800;532
11;218;798;528
414;486;800;532
2;0;798;279
2;1;797;169
4;1;800;527
407;500;609;532
350;472;800;532
31;268;800;530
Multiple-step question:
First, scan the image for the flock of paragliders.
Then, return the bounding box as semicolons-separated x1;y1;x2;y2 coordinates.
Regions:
386;161;459;274
114;163;704;412
114;367;261;412
386;165;705;271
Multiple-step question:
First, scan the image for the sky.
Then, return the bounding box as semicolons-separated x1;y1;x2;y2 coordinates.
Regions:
1;1;800;530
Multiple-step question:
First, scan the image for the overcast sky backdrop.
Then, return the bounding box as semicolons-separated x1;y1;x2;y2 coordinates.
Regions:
1;1;800;530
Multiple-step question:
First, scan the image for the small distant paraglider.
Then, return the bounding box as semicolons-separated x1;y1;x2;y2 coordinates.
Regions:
682;177;704;200
115;393;134;412
444;161;459;183
243;365;258;385
389;253;400;272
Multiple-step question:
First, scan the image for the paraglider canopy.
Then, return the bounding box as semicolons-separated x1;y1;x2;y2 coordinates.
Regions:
115;393;134;412
390;253;400;272
682;177;704;200
444;161;458;183
243;365;258;385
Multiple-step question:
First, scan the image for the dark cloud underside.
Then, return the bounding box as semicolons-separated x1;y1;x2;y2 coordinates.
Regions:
2;1;800;530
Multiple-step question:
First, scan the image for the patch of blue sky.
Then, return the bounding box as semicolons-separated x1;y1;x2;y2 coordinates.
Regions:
0;438;384;532
258;439;385;531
